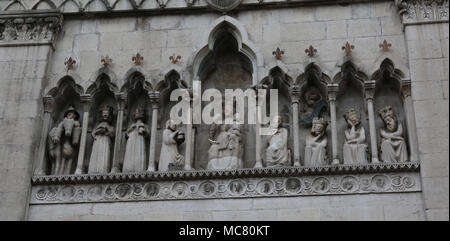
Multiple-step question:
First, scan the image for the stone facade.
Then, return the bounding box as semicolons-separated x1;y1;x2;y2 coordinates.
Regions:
0;0;448;221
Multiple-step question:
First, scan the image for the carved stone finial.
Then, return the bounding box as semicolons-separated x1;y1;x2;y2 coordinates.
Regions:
169;54;182;64
379;40;392;52
64;57;76;72
272;47;284;60
101;55;112;67
305;45;317;57
342;42;354;56
132;53;144;66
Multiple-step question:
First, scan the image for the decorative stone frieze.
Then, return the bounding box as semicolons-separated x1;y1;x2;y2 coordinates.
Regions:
0;11;62;46
396;0;449;25
30;165;420;204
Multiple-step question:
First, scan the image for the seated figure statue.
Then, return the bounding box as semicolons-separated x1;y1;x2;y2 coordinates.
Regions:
378;106;408;163
207;103;243;170
266;115;291;167
342;108;368;164
305;117;328;166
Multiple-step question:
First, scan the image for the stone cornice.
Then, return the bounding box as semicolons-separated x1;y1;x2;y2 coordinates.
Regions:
0;10;62;47
1;0;388;17
396;0;449;26
31;162;420;185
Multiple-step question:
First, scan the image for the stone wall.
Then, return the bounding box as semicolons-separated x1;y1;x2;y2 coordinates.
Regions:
0;0;448;221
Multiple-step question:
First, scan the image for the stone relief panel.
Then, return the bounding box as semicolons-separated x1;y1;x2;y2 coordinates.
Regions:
397;0;449;24
0;14;62;43
30;170;421;204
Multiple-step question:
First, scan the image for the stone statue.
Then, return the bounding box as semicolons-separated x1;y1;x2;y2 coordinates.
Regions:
305;117;328;166
378;106;408;163
88;105;115;174
48;105;81;175
266;115;291;167
342;108;368;164
300;86;328;124
207;103;244;170
158;119;185;171
122;107;149;173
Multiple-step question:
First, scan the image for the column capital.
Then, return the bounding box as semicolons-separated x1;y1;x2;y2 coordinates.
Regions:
43;95;55;113
327;83;339;101
80;94;92;110
364;80;377;100
290;85;301;103
149;91;160;109
115;92;127;111
401;79;412;99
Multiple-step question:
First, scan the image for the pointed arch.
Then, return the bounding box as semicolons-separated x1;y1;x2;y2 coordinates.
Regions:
3;0;28;11
46;72;84;97
84;0;111;11
32;0;57;10
297;62;330;98
371;58;406;94
86;72;119;96
188;15;263;86
332;60;367;97
121;67;147;93
58;0;82;11
85;67;119;94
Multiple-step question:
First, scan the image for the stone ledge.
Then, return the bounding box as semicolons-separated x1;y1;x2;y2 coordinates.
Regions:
31;162;420;185
29;170;421;204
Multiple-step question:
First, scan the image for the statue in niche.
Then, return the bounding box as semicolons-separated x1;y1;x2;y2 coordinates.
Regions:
47;105;81;175
207;102;244;170
122;107;149;173
378;106;408;163
159;119;185;171
266;115;291;167
305;117;328;166
300;86;328;124
88;105;115;174
342;108;368;164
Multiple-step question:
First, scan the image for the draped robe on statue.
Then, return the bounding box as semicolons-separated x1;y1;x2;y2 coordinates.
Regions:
266;128;291;167
123;122;148;172
380;123;408;163
88;121;114;173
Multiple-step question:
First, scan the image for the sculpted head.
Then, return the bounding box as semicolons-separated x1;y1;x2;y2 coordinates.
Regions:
305;87;322;107
166;119;176;131
64;105;79;120
271;115;282;129
379;106;397;132
344;108;360;127
311;117;328;136
99;105;113;123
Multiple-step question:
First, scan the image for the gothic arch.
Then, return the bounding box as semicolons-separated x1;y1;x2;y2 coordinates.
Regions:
371;58;406;95
58;0;82;11
188;15;263;86
333;60;367;96
3;0;28;11
32;0;57;10
297;62;330;99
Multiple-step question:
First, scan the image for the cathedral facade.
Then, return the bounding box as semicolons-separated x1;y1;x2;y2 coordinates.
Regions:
0;0;448;220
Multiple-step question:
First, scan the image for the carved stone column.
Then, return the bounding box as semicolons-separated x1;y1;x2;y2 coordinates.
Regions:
34;96;55;175
327;84;340;165
401;80;420;162
75;95;92;174
184;89;194;171
254;86;264;168
111;93;127;173
290;85;301;167
364;80;380;164
147;91;160;172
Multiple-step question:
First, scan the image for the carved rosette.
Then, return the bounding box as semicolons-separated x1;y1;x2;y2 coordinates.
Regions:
0;13;63;44
30;171;420;204
397;0;449;24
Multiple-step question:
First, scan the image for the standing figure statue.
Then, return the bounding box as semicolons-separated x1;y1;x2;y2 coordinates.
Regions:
378;106;408;163
266;115;291;167
88;105;115;174
208;103;244;170
159;119;185;171
123;107;149;173
342;108;368;164
305;117;328;166
48;105;81;175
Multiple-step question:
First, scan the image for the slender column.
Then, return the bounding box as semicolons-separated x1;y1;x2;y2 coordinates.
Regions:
184;89;194;171
147;91;160;172
364;80;380;164
254;86;264;168
401;81;420;162
111;93;127;173
75;94;92;174
291;86;301;167
34;96;54;175
327;84;340;165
